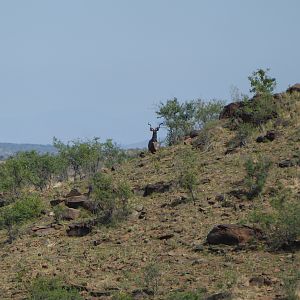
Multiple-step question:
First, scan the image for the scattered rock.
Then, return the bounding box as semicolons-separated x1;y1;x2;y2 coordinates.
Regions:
207;224;263;246
81;200;97;212
219;102;244;120
215;194;225;202
67;222;92;237
139;152;146;158
193;244;204;252
158;233;174;240
62;208;80;220
168;196;189;208
65;195;88;209
65;188;82;198
256;136;268;143
257;130;279;143
286;83;300;94
138;211;146;219
265;130;278;141
189;130;201;138
0;198;7;207
31;225;56;237
249;275;273;287
278;159;297;168
143;182;172;197
50;198;64;207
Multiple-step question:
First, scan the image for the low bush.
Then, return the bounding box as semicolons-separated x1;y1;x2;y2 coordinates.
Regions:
28;277;83;300
0;194;44;243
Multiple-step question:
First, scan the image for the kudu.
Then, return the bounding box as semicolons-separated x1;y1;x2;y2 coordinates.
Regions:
148;123;163;154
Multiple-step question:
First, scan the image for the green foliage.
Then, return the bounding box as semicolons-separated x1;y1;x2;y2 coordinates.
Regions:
167;289;206;300
156;98;224;145
177;148;199;204
248;68;276;95
244;156;271;199
0;194;44;243
28;277;83;300
91;173;132;224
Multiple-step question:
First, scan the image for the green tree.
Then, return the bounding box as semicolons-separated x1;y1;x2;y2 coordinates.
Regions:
156;98;224;145
248;68;276;95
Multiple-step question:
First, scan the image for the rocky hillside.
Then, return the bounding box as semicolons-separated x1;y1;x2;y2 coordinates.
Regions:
0;85;300;299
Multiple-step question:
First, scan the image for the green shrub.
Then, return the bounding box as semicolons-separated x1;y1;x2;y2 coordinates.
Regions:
28;277;83;300
167;289;206;300
248;68;276;96
249;186;300;250
142;262;161;296
244;156;271;199
0;194;44;243
91;173;132;225
177;148;199;204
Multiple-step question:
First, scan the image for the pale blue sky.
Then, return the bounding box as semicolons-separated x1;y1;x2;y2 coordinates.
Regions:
0;1;299;145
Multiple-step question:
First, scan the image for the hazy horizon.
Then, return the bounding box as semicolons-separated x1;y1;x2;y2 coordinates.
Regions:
0;1;299;145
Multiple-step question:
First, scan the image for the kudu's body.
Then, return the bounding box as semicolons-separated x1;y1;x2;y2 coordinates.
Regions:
148;123;163;154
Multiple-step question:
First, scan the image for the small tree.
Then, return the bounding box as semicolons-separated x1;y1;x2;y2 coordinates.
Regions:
248;68;276;96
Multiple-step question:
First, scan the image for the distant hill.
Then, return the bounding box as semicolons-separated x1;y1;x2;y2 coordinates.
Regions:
0;143;57;160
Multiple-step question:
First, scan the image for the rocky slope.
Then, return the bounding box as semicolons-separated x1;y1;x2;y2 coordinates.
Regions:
0;86;300;299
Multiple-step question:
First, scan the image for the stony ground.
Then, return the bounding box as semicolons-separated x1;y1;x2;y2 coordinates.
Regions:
0;92;300;300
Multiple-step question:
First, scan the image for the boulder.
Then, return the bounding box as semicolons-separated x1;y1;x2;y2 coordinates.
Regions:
65;188;82;198
62;208;80;220
286;83;300;93
65;195;88;209
219;102;244;120
143;182;172;197
67;222;92;237
278;159;296;168
206;224;263;245
189;130;201;138
0;198;7;207
50;198;64;207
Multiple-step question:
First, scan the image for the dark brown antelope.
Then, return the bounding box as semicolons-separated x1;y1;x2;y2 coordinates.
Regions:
148;123;163;154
